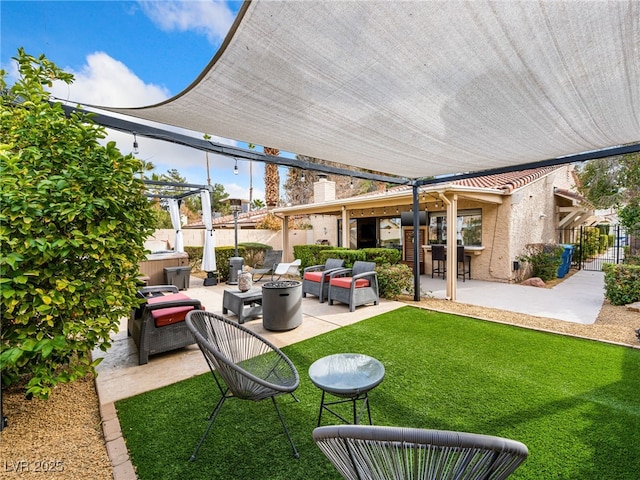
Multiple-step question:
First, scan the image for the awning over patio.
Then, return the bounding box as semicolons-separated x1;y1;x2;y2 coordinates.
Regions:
99;0;639;179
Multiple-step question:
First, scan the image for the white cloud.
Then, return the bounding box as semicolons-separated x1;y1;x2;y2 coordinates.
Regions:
138;0;237;45
50;52;169;107
43;49;258;198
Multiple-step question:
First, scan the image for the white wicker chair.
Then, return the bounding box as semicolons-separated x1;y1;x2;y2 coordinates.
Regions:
313;425;528;480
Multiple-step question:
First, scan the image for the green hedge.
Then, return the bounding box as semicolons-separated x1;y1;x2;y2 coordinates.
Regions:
599;234;609;253
317;248;365;267
238;242;272;268
361;248;402;265
185;245;247;282
581;227;601;259
293;244;344;270
602;263;640;306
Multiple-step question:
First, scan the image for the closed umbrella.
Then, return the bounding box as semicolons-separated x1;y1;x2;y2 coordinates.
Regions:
200;189;216;274
168;198;184;252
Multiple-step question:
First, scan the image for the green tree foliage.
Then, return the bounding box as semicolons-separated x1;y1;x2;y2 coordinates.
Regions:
0;49;156;398
250;198;265;210
283;155;388;206
211;182;230;214
576;153;640;210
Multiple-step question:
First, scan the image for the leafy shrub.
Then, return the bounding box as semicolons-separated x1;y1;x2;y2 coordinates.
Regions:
293;244;339;270
215;246;247;282
376;263;414;300
238;242;271;267
318;248;365;267
0;50;156;398
255;213;282;230
360;248;402;265
599;234;608;253
602;263;640;305
581;227;601;258
518;243;564;281
184;246;203;271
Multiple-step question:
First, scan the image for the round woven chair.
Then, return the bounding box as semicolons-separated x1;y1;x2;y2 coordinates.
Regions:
186;310;300;460
313;424;528;480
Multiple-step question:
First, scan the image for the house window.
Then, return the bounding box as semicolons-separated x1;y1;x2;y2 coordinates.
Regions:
428;209;482;246
379;217;402;250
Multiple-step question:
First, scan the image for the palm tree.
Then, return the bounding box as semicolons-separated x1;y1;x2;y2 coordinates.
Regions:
264;147;280;208
138;160;156;180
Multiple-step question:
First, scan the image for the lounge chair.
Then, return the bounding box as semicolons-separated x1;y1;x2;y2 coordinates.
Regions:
313;424;528;480
273;258;302;280
249;249;283;282
327;261;378;312
302;258;345;303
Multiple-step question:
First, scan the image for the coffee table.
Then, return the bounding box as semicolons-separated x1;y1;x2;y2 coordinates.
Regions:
222;288;263;324
308;353;385;426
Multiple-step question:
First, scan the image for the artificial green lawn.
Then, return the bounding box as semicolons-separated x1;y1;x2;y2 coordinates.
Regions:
116;306;640;479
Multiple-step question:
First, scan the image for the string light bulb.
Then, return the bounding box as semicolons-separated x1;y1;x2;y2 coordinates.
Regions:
132;132;139;155
350;178;354;189
300;171;305;182
233;159;239;175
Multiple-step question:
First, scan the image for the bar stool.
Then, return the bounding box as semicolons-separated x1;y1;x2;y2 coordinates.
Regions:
457;245;471;281
431;245;446;278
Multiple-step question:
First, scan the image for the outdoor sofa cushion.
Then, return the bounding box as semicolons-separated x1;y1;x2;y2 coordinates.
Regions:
149;293;197;327
303;271;331;283
329;277;370;289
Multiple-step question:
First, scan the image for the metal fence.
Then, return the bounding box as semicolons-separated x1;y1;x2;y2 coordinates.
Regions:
556;225;639;271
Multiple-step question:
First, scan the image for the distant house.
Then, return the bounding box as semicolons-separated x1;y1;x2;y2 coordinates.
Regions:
274;164;598;284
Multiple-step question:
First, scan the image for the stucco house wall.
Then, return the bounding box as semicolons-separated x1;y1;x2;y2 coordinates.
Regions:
308;214;339;246
505;167;578;281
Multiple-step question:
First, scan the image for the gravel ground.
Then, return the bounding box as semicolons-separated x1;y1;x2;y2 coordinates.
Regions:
0;299;638;479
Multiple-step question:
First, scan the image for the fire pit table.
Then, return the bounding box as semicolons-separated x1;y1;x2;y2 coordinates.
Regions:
262;280;302;331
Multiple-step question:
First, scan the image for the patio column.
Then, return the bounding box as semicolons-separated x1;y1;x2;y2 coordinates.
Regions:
440;192;458;301
282;214;290;261
341;207;349;248
412;183;421;302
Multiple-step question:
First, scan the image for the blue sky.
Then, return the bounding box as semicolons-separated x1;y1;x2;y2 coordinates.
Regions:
1;0;279;201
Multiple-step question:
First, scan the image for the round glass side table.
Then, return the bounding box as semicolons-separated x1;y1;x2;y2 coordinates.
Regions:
308;353;385;426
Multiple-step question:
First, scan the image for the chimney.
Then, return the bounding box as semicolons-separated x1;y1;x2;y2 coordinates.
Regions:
313;174;336;203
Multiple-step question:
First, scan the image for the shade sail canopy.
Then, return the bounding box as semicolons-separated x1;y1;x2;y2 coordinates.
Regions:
104;1;639;179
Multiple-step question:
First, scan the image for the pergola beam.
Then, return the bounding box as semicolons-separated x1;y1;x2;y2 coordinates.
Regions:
60;104;410;186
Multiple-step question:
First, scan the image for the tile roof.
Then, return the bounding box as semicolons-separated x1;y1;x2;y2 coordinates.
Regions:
375;166;564;196
445;166;562;192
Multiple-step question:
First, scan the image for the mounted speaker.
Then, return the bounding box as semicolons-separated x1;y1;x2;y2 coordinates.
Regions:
400;211;426;226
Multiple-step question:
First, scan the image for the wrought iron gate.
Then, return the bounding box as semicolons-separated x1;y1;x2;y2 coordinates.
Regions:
556;225;636;271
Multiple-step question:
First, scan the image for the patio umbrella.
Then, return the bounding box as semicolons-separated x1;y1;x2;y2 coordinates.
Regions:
168;198;184;252
200;189;216;274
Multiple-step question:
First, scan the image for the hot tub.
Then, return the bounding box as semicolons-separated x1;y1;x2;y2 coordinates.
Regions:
139;251;189;286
